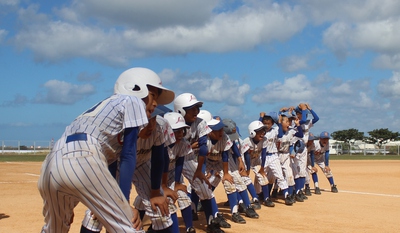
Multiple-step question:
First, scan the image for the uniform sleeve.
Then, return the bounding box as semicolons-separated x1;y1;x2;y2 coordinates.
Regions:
325;150;330;166
309;150;315;167
310;109;319;125
151;144;165;190
119;127;139;201
198;135;208;157
123;95;149;129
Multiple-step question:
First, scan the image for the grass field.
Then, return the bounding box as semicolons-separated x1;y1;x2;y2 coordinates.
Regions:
0;152;399;162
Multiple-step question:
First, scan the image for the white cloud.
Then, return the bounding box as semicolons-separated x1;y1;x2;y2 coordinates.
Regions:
157;70;250;106
279;55;309;72
373;54;400;70
377;72;400;99
252;74;313;104
33;80;95;105
11;1;307;65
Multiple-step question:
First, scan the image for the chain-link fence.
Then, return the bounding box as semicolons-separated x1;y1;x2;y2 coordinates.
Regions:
1;140;53;154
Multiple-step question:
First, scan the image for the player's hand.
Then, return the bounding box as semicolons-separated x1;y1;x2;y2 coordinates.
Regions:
312;166;318;173
193;170;212;189
260;112;266;117
174;182;188;193
150;190;170;217
238;161;245;174
305;103;312;110
294;118;300;126
324;166;331;172
258;168;266;178
279;107;288;112
239;169;248;177
222;173;234;184
163;187;178;203
299;103;307;110
191;142;199;149
131;207;143;230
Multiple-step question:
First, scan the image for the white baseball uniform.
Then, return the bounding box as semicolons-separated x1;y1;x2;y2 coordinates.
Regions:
38;94;148;233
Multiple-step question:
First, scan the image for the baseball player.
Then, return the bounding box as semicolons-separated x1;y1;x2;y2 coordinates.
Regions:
291;103;319;202
38;67;174;233
304;132;317;196
275;111;304;203
163;112;196;233
309;131;338;193
174;93;226;233
242;120;294;206
196;111;259;224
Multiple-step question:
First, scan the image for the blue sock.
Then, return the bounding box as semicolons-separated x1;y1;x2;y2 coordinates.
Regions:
294;178;300;193
201;199;213;225
227;192;237;213
237;192;242;202
211;197;219;217
180;206;193;229
190;191;200;212
328;177;335;186
305;183;310;188
312;173;319;184
247;183;258;200
239;190;251;207
170;213;179;233
281;188;289;198
300;177;306;190
288;185;294;196
262;185;270;199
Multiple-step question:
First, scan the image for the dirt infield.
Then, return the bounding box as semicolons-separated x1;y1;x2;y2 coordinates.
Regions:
1;160;399;233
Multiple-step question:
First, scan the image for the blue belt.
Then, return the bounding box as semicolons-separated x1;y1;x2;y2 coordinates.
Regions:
266;152;274;156
66;133;87;143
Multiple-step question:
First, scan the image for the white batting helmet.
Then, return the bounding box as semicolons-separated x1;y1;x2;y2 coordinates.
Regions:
174;93;203;116
163;112;189;130
114;67;175;105
248;121;266;138
197;110;224;131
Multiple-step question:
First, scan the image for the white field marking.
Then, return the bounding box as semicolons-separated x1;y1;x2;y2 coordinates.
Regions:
25;173;40;177
318;188;400;198
0;181;37;184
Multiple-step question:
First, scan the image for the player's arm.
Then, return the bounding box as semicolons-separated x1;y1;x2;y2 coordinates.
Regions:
324;150;331;172
161;147;178;202
193;135;211;187
119;127;139;201
259;148;267;176
294;119;304;138
222;150;233;184
298;103;308;125
231;143;245;172
150;144;169;216
306;103;320;124
174;155;187;193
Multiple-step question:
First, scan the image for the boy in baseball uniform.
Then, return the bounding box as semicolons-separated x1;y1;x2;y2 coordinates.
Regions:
38;67;174;233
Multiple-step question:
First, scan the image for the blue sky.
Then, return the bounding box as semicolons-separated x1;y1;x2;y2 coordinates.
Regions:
1;0;400;144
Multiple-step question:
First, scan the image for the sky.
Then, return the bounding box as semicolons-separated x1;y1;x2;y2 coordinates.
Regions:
1;0;400;146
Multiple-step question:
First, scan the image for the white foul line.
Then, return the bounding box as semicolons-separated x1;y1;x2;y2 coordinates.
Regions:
25;173;40;177
320;189;400;198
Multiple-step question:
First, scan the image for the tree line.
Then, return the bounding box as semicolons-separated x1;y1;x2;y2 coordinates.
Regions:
331;128;400;148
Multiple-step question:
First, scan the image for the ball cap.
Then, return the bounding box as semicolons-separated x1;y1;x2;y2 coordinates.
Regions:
320;131;331;139
308;132;317;141
150;105;172;118
222;118;240;141
294;140;306;153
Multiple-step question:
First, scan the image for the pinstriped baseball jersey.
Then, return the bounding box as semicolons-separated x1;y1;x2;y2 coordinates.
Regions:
64;94;148;164
206;133;232;161
279;128;298;153
184;118;212;161
264;126;279;153
38;94;148;233
166;139;192;210
242;137;267;161
133;115;176;231
299;120;313;143
167;138;192;172
313;140;329;162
